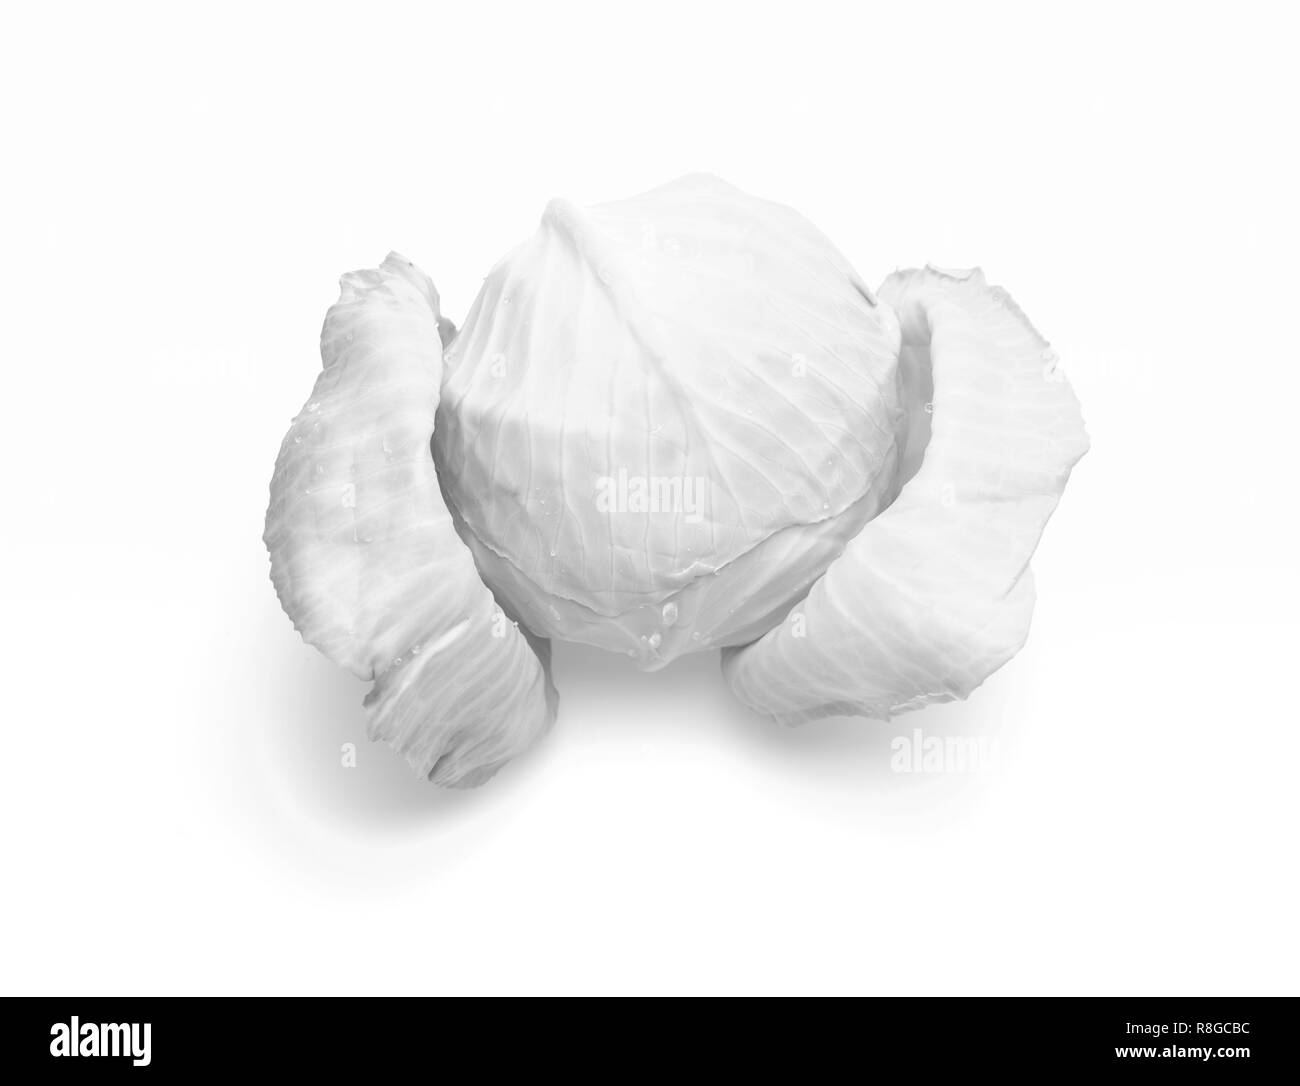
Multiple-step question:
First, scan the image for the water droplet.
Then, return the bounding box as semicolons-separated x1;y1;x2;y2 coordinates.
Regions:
690;632;701;641
293;435;302;444
307;402;321;413
661;601;679;625
647;632;662;650
411;643;422;655
548;548;557;557
340;482;357;509
315;464;324;476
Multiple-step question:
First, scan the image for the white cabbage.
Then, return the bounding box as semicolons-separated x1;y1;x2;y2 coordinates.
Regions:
266;177;1087;785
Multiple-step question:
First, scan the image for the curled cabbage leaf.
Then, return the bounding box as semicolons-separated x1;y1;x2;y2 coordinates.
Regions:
264;256;557;786
265;178;1087;785
722;266;1089;723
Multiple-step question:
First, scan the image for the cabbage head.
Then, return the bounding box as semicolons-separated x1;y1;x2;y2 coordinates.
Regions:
265;175;1088;785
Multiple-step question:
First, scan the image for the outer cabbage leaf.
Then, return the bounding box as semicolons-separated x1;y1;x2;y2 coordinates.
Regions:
264;254;557;785
722;266;1088;723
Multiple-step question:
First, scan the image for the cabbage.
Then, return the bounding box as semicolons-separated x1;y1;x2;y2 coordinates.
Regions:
266;177;1087;785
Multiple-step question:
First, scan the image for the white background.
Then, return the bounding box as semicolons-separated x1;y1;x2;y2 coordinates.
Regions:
2;1;1297;995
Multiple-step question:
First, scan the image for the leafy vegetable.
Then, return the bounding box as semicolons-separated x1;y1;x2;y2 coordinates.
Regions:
266;176;1087;785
